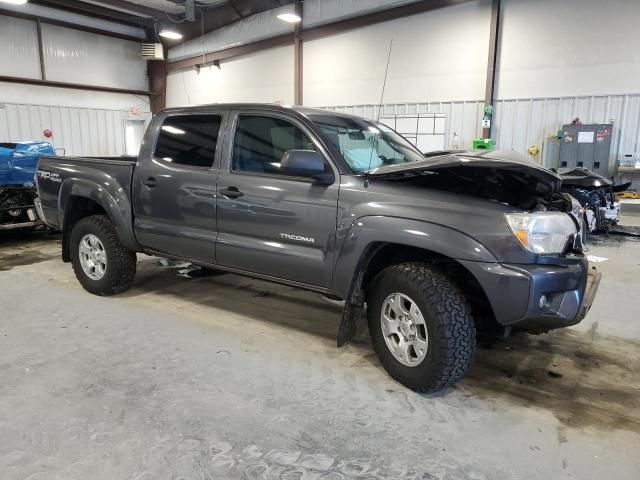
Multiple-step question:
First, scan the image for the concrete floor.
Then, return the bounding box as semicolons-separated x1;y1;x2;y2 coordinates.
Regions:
1;227;639;480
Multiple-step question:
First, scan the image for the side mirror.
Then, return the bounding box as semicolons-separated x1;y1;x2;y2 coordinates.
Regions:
280;150;333;185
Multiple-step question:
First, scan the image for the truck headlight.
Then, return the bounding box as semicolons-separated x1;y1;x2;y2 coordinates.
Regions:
505;212;576;254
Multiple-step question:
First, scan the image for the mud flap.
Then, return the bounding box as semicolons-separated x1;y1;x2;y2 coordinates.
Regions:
336;243;387;347
336;258;368;347
337;302;363;347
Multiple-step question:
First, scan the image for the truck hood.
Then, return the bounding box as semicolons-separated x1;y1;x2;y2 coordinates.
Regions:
370;150;561;189
369;150;565;211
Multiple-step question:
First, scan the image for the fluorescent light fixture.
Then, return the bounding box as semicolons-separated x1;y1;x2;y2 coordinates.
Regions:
159;29;183;40
162;125;185;135
0;0;29;4
277;12;301;23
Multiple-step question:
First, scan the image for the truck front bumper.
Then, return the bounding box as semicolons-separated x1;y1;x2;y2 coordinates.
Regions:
460;256;601;332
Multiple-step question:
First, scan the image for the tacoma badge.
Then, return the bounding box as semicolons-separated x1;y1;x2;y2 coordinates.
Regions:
280;233;315;244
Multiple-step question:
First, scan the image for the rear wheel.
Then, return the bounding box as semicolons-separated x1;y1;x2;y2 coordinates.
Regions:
367;262;476;392
70;215;136;296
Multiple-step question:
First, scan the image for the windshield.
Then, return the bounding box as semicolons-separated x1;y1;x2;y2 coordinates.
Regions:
309;114;425;173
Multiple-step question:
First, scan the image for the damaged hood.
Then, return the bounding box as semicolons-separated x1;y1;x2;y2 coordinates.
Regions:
556;166;614;188
368;150;565;210
369;149;562;193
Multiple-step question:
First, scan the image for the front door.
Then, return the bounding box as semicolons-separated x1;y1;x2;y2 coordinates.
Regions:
215;112;339;288
133;112;226;263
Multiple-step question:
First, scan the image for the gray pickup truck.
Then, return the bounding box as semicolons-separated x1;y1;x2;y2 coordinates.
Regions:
35;104;600;392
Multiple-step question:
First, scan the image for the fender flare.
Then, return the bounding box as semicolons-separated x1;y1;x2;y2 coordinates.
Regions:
332;216;497;346
59;178;140;253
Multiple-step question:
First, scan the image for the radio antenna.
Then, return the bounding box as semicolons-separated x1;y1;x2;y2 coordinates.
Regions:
365;39;393;187
377;39;393;122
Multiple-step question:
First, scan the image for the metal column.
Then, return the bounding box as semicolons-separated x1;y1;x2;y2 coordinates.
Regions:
294;0;303;105
483;0;500;138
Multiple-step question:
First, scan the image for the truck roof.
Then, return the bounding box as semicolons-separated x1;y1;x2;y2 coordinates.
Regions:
161;103;359;119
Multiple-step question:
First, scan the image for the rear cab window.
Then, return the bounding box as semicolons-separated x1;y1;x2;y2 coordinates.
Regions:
154;115;222;168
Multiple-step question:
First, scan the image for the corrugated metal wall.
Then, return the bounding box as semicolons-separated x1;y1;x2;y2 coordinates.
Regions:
326;93;640;174
0;102;151;156
494;94;640;172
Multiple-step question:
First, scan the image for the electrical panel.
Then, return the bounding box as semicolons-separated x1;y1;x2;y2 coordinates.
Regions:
559;123;612;176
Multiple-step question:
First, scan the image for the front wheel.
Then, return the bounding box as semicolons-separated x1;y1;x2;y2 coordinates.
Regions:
367;262;476;392
70;215;136;296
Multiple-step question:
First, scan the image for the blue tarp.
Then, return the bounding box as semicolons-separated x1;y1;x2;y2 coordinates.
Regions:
0;141;55;186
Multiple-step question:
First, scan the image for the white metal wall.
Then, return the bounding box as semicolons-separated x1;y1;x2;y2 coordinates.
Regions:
303;0;491;106
0;16;40;79
168;0;430;61
0;102;151;157
497;0;640;99
165;0;640;106
166;45;294;106
41;24;148;91
0;14;148;91
0;13;151;156
326;93;640;173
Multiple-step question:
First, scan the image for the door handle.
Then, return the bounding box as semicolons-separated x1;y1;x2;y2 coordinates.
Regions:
142;176;157;188
219;186;244;199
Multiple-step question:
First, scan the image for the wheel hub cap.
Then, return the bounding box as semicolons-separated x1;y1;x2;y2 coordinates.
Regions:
398;317;415;340
381;293;429;367
79;234;107;280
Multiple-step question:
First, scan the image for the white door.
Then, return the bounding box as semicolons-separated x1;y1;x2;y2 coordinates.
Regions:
124;119;146;156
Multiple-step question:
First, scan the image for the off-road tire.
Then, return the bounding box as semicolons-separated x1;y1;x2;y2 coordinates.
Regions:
70;215;136;296
367;262;476;392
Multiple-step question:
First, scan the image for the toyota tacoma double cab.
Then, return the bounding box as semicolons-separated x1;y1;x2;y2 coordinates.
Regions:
35;104;600;392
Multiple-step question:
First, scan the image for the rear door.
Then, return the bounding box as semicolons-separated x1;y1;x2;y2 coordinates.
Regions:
215;111;339;288
133;111;227;263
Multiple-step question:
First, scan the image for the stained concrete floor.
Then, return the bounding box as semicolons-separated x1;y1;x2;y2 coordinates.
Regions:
1;227;639;480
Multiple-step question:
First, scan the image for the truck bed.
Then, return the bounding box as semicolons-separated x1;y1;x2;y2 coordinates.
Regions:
36;155;137;231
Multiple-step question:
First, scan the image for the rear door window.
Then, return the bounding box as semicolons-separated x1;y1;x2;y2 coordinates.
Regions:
154;115;222;168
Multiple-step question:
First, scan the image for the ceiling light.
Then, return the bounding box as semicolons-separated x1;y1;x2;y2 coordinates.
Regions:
277;13;301;23
0;0;29;4
159;29;183;40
